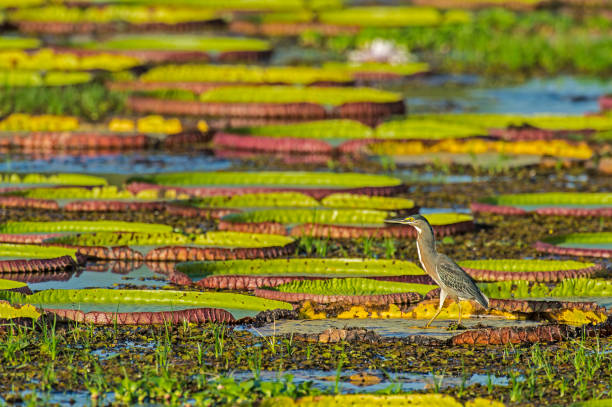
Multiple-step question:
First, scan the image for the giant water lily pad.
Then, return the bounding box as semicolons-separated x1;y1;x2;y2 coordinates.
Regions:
0;220;172;234
367;139;593;160
222;211;473;238
0;278;31;295
128;171;405;200
197;85;401;105
535;233;612;258
3;288;292;323
173;258;430;289
415;113;612;132
473;193;612;216
459;259;602;282
0;244;80;274
255;277;435;305
241;119;374;139
0;173;107;187
176;258;425;278
192;192;415;211
9;5;220;25
318;7;470;27
480;278;612;299
138;171;401;188
0;301;40;320
376;118;487;140
137;64;354;86
80;34;271;53
0;70;92;87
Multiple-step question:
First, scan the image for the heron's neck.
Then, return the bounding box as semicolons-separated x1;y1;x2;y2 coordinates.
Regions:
414;225;437;273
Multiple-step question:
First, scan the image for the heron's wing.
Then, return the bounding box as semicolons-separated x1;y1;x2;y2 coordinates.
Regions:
436;254;488;308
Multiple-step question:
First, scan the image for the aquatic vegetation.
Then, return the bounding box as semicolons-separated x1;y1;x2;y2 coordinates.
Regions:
47;230;295;248
138;171;402;188
0;36;40;49
0;301;40;320
275;277;435;296
0;173;106;186
0;49;141;72
536;233;612;258
333;9;612;75
375;118;487;140
459;259;601;282
0;113;79;131
82;34;271;52
197;85;402;105
0;70;91;87
480;278;612;299
262;394;482;407
223;208;392;225
5;288;292;312
318;7;471;27
0;83;125;120
0;243;78;260
9;5;219;25
474;193;612;216
322;61;430;78
368;139;593;159
140;64;353;85
413;113;612;131
242;119;374;139
0;220;172;234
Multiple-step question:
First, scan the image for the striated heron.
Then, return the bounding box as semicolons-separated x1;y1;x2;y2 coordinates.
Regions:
385;214;489;327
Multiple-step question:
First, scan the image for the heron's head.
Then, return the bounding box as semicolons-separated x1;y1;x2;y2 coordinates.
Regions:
384;214;430;233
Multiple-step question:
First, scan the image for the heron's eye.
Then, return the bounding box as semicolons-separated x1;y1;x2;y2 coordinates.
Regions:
405;217;413;222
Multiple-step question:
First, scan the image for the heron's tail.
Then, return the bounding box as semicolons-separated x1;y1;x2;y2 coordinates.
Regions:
475;290;489;310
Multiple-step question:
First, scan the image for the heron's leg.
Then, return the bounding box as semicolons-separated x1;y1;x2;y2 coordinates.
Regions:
425;289;447;328
457;301;462;325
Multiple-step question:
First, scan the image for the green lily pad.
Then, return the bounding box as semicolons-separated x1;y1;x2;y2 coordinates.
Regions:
9;5;219;24
4;288;291;318
479;278;612;299
81;34;271;52
544;233;612;250
138;171;402;188
198;85;401;105
458;259;597;272
176;258;425;278
318;7;470;27
0;221;172;234
242;119;374;139
0;173;106;187
0;244;79;261
0;36;40;50
276;277;435;296
192;192;414;210
140;64;353;85
480;192;612;210
223;208;391;225
415;113;612;131
375;118;487;140
47;231;295;249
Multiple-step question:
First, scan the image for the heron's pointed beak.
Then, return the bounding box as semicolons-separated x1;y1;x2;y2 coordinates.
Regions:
384;217;406;224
